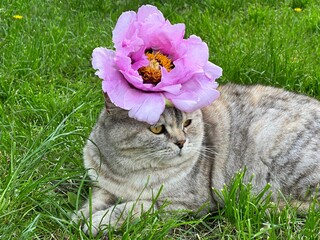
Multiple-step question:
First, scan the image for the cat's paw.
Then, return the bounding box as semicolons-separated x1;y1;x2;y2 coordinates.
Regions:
71;208;90;226
82;221;100;237
77;200;152;236
81;210;115;236
71;209;106;236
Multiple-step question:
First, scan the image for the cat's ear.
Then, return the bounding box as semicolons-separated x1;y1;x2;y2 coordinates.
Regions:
103;92;116;114
103;92;129;117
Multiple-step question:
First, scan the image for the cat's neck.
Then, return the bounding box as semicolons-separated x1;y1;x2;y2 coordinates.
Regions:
202;96;231;191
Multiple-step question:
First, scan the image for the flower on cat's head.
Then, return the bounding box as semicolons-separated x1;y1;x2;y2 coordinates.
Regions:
92;5;222;124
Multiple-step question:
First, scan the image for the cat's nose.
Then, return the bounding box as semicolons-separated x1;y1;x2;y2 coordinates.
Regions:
175;140;186;149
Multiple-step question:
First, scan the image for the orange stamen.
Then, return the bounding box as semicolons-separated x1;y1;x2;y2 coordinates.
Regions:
138;51;174;85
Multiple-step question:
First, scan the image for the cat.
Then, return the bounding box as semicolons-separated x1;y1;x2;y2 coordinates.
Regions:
74;83;320;236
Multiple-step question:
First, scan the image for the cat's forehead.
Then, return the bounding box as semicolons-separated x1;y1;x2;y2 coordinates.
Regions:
160;107;184;124
157;107;199;125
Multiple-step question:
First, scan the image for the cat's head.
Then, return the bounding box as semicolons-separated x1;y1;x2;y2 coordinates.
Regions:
93;104;204;169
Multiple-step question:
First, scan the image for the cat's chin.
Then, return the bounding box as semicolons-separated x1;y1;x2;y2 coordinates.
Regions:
178;149;185;157
154;149;191;166
173;148;195;161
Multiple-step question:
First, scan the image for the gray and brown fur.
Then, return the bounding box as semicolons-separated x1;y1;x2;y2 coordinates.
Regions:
75;84;320;235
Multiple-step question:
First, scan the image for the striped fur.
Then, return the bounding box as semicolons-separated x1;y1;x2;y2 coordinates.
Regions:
75;83;320;235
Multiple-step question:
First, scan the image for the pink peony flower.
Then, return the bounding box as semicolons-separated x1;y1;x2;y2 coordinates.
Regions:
92;4;222;124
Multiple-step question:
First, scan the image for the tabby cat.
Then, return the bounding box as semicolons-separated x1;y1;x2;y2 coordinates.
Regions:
75;84;320;235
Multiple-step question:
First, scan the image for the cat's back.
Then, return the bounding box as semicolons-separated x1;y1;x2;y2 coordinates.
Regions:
216;83;320;115
202;84;320;194
215;84;320;138
204;83;320;132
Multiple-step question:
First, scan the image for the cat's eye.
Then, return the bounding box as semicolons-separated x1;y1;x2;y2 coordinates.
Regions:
183;119;192;128
149;125;164;134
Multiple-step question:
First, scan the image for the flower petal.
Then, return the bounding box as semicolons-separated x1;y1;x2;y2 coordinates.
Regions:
165;75;220;112
115;53;181;93
158;35;210;86
136;5;185;52
92;48;136;110
112;11;145;61
112;11;136;46
114;53;151;91
145;22;185;54
174;36;209;83
101;72;135;111
204;61;223;81
126;92;165;124
136;5;165;23
184;35;209;66
92;48;118;81
113;11;144;55
156;83;182;94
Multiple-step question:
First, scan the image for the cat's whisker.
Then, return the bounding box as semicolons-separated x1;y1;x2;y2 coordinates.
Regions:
132;149;169;162
187;146;217;155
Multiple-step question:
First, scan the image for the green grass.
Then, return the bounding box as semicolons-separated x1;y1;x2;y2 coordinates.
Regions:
0;0;319;239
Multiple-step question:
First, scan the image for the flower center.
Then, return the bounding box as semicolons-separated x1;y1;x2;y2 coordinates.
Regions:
138;50;174;85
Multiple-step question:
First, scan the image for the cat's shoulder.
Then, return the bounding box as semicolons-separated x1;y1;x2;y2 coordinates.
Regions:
218;83;288;99
202;83;320;121
217;83;320;107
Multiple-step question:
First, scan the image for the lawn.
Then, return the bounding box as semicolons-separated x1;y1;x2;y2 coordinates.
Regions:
0;0;319;239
